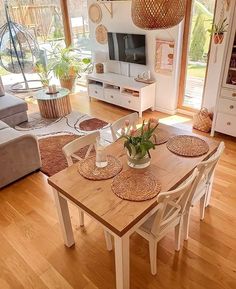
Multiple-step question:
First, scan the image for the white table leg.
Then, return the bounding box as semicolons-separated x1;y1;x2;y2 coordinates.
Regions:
53;189;75;247
114;234;130;289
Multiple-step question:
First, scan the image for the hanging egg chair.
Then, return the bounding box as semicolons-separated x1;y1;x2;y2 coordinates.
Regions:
131;0;186;30
0;1;41;91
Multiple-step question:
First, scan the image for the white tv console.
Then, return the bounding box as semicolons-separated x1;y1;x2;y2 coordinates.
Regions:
87;73;156;117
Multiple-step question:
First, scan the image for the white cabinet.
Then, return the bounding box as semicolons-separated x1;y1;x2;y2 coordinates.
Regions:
212;3;236;137
87;73;156;118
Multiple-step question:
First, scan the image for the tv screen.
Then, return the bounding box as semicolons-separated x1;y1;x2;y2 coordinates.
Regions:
108;32;146;65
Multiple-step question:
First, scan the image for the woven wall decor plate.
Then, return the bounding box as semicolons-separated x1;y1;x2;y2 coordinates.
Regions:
167;135;209;157
78;155;122;180
112;170;161;202
89;4;102;24
95;24;108;44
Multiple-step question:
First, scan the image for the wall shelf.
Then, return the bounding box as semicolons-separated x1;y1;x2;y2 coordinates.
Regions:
97;1;113;18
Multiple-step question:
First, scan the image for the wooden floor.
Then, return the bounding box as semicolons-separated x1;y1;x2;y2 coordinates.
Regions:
1;93;236;289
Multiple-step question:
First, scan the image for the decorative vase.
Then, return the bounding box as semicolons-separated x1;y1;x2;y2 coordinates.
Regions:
214;33;224;45
127;151;151;169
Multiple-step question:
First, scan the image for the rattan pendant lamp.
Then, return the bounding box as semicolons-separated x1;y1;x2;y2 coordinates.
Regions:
131;0;186;30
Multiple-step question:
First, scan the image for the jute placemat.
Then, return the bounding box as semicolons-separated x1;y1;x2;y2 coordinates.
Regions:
152;128;170;145
78;155;122;180
135;128;170;145
111;170;161;201
167;135;209;157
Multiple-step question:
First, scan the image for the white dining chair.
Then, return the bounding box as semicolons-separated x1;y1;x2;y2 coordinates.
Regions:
135;169;199;275
62;131;100;226
183;141;225;240
111;112;139;141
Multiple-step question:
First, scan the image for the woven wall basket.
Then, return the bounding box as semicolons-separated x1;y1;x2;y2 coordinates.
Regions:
131;0;187;30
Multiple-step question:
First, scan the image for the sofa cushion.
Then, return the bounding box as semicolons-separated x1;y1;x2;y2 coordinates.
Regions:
0;120;9;130
0;93;28;119
0;127;22;143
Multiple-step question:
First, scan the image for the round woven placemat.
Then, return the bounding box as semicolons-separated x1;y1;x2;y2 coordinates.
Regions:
167;135;209;157
152;128;170;145
111;170;161;202
78;155;122;180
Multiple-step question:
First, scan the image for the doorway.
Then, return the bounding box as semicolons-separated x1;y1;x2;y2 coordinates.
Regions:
179;0;216;110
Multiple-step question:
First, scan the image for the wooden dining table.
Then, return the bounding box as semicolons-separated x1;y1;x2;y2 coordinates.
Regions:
48;124;219;289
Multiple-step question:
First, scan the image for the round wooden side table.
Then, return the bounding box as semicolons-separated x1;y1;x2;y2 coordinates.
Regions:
35;88;71;119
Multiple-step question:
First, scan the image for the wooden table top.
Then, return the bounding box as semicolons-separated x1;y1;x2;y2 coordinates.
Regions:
48;124;219;237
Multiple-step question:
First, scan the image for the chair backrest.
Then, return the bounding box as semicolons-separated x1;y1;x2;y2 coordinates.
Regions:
111;112;139;141
150;169;199;236
189;141;225;202
62;131;100;166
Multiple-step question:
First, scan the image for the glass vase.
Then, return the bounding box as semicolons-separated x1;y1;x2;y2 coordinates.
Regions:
127;151;151;169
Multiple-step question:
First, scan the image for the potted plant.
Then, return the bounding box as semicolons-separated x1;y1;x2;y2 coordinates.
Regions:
120;118;159;169
208;18;228;45
50;45;91;91
34;62;51;88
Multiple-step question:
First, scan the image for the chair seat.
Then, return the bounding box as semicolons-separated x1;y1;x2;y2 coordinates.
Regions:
140;203;181;234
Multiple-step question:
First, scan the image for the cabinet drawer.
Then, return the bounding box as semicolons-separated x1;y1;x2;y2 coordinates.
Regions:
88;84;103;100
121;95;140;110
221;88;236;99
215;112;236;137
104;89;120;105
218;98;236;115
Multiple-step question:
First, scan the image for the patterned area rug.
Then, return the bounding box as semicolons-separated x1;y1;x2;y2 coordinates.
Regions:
15;111;112;142
39;135;96;176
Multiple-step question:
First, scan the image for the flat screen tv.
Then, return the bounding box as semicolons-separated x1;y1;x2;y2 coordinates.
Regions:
108;32;146;65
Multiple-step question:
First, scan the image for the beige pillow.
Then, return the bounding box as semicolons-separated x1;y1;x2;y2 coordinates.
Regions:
0;77;5;96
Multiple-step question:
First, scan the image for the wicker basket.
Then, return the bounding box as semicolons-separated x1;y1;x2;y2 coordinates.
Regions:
193;108;213;133
131;0;186;30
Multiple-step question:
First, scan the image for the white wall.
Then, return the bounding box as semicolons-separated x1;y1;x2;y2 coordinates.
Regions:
203;0;234;111
87;0;183;115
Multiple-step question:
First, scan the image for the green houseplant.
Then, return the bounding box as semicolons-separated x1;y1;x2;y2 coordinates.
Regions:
208;17;228;45
50;45;91;90
121;118;159;169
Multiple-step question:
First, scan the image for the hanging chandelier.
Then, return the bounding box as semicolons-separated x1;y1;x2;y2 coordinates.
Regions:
131;0;187;30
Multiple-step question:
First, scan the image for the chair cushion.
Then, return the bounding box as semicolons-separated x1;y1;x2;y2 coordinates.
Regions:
0;93;28;119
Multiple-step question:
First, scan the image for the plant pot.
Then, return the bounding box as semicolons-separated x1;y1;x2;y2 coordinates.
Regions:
214;33;224;45
127;152;151;169
60;77;76;91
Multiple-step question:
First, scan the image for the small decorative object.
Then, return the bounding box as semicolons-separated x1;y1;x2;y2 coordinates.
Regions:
155;40;175;74
120;118;159;169
95;63;104;73
95;24;108;44
131;0;186;30
89;3;102;24
208;17;228;45
193;108;213;133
